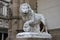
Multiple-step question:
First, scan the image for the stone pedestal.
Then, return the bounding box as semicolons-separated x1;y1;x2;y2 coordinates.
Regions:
16;32;52;40
17;38;52;40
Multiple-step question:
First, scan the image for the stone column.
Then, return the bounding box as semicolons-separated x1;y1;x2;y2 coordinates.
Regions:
8;0;25;40
11;0;20;40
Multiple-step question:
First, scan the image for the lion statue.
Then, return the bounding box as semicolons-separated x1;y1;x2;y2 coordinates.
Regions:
20;3;48;33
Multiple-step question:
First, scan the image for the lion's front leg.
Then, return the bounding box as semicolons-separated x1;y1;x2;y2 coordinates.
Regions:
23;20;34;32
23;22;31;32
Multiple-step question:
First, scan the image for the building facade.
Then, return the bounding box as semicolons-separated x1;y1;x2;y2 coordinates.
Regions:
0;0;11;40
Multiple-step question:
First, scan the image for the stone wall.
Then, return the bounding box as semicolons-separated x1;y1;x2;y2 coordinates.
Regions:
37;0;60;29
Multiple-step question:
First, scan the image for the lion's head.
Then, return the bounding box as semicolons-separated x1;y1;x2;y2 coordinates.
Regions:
20;3;33;16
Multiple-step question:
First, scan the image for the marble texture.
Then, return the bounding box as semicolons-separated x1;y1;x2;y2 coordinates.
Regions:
16;3;52;39
20;3;47;32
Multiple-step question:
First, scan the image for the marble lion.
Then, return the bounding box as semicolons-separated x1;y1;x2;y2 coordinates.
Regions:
20;3;48;33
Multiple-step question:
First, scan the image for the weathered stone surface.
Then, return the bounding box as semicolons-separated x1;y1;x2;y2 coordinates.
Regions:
16;3;52;39
16;32;52;38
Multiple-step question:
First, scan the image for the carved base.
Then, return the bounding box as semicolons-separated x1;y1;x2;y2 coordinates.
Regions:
16;32;52;38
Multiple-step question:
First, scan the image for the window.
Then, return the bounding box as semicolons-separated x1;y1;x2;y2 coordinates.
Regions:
3;6;7;16
0;2;3;16
0;2;8;16
0;33;8;40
